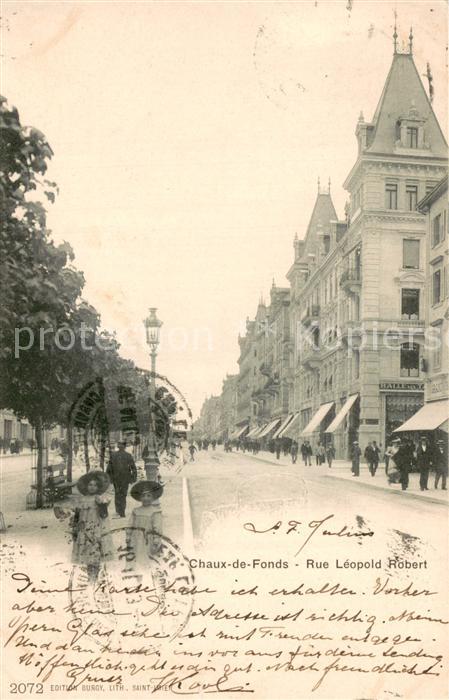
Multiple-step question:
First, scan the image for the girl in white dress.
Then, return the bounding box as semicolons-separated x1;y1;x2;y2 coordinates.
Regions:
126;480;163;571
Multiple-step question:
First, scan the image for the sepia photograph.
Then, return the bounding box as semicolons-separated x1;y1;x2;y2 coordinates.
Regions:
0;1;448;698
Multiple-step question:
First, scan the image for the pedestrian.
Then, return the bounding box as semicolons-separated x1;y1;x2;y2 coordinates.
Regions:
351;441;361;476
290;440;299;464
318;443;326;465
127;480;163;570
434;438;448;490
384;443;394;475
68;471;114;583
416;436;432;491
275;439;281;460
390;438;409;491
325;443;335;468
188;443;197;461
365;440;381;476
106;441;137;518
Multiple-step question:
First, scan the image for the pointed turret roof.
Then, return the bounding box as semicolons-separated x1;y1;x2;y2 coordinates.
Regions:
367;52;447;157
301;190;337;258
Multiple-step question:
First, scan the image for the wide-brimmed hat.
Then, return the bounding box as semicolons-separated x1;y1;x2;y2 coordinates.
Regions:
130;480;164;502
77;470;110;495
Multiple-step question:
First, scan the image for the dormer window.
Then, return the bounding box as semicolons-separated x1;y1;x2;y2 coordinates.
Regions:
407;127;418;148
395;101;428;152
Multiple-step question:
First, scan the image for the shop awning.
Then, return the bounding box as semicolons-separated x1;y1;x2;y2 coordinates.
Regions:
234;424;249;439
281;412;301;439
325;394;359;433
273;414;294;439
258;418;282;439
394;400;449;433
246;425;262;439
251;423;268;439
301;402;334;436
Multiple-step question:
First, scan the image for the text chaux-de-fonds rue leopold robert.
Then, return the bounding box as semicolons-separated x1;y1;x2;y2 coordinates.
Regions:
188;557;428;570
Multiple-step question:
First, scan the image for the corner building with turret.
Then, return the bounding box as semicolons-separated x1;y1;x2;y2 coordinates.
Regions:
288;36;448;458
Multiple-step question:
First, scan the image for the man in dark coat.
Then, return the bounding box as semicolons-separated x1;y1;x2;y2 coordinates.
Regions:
107;442;137;517
391;438;410;491
290;441;299;464
434;438;448;490
416;436;432;491
351;441;361;476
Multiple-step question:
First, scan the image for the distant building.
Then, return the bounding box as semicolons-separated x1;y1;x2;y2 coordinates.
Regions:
0;410;32;450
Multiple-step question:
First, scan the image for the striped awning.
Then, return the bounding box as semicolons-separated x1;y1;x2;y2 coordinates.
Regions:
247;425;262;439
251;423;268;439
258;417;282;439
273;414;295;439
281;412;301;439
233;424;249;439
301;402;335;436
325;395;359;433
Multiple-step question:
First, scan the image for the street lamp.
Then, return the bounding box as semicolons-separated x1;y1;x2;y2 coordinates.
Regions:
144;308;163;393
143;308;163;482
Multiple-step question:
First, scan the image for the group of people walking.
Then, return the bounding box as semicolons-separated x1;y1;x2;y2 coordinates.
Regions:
350;435;448;491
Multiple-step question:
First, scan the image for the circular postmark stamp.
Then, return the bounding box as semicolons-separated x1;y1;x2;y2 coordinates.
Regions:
68;368;193;481
67;529;195;650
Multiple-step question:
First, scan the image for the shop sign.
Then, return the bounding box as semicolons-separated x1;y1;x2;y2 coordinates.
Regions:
379;382;424;392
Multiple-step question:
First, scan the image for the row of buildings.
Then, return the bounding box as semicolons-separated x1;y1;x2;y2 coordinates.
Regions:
194;33;448;458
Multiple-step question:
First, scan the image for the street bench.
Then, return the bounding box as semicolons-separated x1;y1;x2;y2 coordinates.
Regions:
32;463;74;505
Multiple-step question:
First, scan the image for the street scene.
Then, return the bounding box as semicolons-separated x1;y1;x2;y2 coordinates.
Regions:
1;2;448;699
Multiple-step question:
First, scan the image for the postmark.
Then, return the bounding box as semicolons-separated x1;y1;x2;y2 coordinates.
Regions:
68;368;193;480
67;530;194;650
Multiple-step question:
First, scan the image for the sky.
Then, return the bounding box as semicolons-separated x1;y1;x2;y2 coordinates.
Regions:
1;0;447;418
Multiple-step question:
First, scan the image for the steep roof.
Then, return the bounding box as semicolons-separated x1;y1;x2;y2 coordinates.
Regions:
367;52;447;157
302;191;337;258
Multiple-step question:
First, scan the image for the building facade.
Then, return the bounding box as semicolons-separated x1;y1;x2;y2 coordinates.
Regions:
0;410;32;450
196;36;448;454
419;175;448;404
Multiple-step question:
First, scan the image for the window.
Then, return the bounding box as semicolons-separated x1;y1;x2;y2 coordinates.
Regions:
406;184;418;211
433;345;442;371
432;269;442;305
403;239;420;269
400;343;419;377
407;127;418;148
401;289;420;319
432;214;442;247
426;181;437;195
353;350;360;379
385;183;398;210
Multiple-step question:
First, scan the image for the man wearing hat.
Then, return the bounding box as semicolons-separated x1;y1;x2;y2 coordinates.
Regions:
107;442;137;518
416;435;432;491
434;438;448;490
391;437;410;491
351;441;361;476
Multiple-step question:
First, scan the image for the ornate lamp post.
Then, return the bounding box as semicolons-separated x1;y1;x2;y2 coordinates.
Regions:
144;308;163;395
143;308;163;481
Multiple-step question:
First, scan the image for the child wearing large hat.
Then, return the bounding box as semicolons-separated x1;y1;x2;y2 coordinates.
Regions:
70;471;114;581
126;481;164;569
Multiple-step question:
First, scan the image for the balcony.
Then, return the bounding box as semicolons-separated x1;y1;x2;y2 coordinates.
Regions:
301;304;320;327
300;343;321;371
340;267;361;296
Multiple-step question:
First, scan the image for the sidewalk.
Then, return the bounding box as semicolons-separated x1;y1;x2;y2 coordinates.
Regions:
238;450;448;504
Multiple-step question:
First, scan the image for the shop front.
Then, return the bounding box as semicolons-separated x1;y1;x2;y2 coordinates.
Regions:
380;382;424;447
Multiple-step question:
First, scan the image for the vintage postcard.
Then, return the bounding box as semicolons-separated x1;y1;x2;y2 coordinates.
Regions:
1;1;448;699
